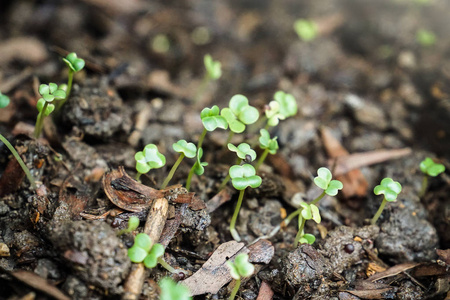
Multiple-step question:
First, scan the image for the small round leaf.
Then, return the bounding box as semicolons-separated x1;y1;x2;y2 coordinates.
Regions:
0;93;10;108
227;143;256;161
128;246;148;263
373;178;402;202
173;140;197;158
134;233;152;252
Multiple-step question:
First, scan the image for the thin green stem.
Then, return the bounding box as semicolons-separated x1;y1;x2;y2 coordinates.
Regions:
228;279;241;300
185;163;196;191
371;198;387;225
283;209;302;227
219;174;231;191
293;217;306;247
225;131;235;147
197;128;207;150
160;154;185;189
0;134;36;190
230;189;245;242
254;148;269;171
33;102;48;138
418;175;428;198
311;191;326;205
135;172;142;181
157;257;176;273
56;69;73;112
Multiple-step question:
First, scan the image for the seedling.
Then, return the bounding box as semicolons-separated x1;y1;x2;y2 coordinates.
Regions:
419;157;445;197
219;143;257;190
282;167;342;246
160;140;197;189
221;94;259;144
56;52;85;111
194;54;222;103
227;253;255;300
265;91;297;127
198;105;228;149
159;277;192;300
416;29;436;47
134;144;166;181
128;233;178;272
229;164;262;241
0;94;36;190
117;216;139;236
34;83;67;138
293;18;318;42
185;148;208;191
370;178;402;225
254;129;278;171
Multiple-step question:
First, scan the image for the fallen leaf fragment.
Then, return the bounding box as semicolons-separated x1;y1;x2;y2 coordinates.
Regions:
367;262;419;282
436;249;450;266
256;280;274;300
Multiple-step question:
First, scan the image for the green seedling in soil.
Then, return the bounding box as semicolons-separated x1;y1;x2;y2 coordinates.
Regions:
194;54;222;103
56;52;85;111
160;140;197;189
159;277;192;300
134;144;166;181
0;94;36;190
419;157;445;197
227;253;255;300
293;18;319;42
219;143;257;190
198;105;228;149
34;83;67;138
254;129;279;171
229;164;262;241
265;91;297;127
117;216;139;236
221;94;259;144
128;233;178;272
370;178;402;225
185;148;208;191
416;29;436;47
283;167;342;246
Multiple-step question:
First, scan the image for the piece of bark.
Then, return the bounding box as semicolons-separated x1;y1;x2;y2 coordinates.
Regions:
206;188;232;213
128;101;153;147
122;197;169;300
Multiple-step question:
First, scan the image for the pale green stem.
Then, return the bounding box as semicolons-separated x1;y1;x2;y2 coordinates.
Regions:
157;257;176;273
230;189;245;241
197;128;207;150
225;131;235;147
33;102;48;139
219;158;240;191
371;197;388;225
311;191;326;205
56;69;74;112
293;216;306;247
254;148;270;171
418;175;428;198
228;279;241;300
185;163;196;191
160;154;185;189
135;172;142;181
0;134;36;190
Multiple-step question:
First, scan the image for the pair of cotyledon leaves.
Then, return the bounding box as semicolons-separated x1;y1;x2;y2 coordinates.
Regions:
135;144;166;174
204;54;222;80
313;167;343;196
374;178;402;202
37;83;67;116
201;95;259;133
159;277;192;300
228;143;256;162
420;157;445;177
259;129;279;154
229;164;262;190
63;52;85;73
127;233;165;269
265;91;298;127
227;253;255;281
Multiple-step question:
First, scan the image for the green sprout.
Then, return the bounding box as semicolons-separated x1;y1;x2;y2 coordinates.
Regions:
221;94;259;144
282;167;342;246
34;83;67;138
198;105;228;149
134;144;166;181
227;253;255;300
160;140;197;189
419;157;445;197
254;129;279;171
159;277;192;300
219;143;257;190
265;91;297;127
0;94;36;190
128;233;178;273
229;164;262;241
117;216;140;236
416;29;436;47
56;52;85;112
293;18;318;42
185;148;208;191
370;178;402;225
194;54;222;103
294;19;319;42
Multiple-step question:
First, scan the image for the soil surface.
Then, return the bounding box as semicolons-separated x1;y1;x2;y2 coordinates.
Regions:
0;1;449;299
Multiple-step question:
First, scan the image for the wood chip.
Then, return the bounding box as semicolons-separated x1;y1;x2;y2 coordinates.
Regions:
11;270;70;300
